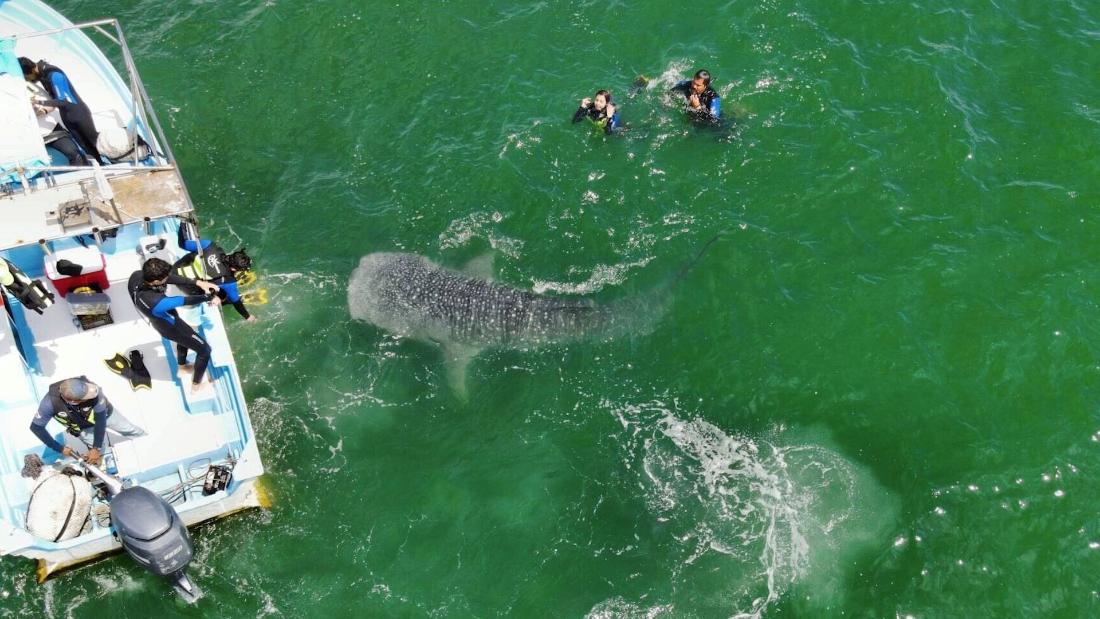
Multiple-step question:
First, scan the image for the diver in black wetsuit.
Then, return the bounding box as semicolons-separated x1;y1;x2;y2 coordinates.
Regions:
172;220;257;323
19;57;103;164
670;69;721;123
572;89;620;135
127;258;219;392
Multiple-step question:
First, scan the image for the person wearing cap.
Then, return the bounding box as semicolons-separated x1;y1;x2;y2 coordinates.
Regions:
29;377;145;465
572;89;620;135
670;69;721;121
128;257;219;392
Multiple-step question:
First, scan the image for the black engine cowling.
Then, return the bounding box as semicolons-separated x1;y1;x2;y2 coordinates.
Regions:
110;486;193;577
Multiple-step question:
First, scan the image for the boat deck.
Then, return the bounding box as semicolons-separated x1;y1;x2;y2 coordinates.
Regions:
0;0;265;579
0;231;245;528
0;168;191;250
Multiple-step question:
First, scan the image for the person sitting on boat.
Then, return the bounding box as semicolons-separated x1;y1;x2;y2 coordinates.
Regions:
18;56;104;164
29;377;145;466
128;258;219;393
172;219;258;323
670;69;721;122
26;81;87;166
572;89;620;135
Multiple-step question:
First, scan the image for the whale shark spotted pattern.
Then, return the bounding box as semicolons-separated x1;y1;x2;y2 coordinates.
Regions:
347;252;627;346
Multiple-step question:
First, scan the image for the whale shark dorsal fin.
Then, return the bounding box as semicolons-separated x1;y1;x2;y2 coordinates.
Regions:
442;342;480;400
461;253;495;281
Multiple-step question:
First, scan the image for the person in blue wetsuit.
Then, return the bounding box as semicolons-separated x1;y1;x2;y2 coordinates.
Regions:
572;89;620;135
19;57;103;164
128;258;219;392
171;220;257;323
670;69;721;122
30;377;145;466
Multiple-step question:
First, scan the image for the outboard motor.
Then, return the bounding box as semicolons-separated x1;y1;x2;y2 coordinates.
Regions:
82;462;201;602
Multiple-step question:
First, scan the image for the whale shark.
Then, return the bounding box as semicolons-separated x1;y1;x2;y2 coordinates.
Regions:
347;252;662;394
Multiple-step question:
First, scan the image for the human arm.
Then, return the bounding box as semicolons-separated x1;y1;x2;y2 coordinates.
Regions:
220;282;252;319
150;293;210;320
604;104;619;134
176;223;211;253
32;98;76;112
572;98;592;124
29;424;65;454
165;271;219;294
30;398;65;453
89;397;113;450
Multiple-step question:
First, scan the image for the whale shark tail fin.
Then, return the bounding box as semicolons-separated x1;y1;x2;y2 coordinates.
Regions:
672;229;730;285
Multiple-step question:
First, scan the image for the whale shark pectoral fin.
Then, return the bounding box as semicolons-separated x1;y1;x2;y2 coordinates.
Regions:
442;342;480;400
461;253;495;281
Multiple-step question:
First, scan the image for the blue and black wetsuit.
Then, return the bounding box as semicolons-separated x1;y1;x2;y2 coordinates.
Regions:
34;61;102;163
671;80;721;121
572;104;620;135
172;227;250;319
127;270;212;384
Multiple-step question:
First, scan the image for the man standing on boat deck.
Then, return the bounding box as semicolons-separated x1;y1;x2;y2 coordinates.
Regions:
29;377;145;465
128;258;220;393
18;57;104;164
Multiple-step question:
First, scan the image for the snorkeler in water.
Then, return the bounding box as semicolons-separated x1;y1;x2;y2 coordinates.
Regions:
571;89;620;135
670;69;721;122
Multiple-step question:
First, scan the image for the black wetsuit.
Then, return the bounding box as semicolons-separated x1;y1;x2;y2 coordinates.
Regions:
34;61;103;164
172;226;251;319
571;104;620;135
127;271;212;384
670;81;721;121
43;127;87;166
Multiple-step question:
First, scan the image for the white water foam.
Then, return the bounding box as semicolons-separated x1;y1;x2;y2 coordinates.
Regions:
438;211;524;259
600;400;893;618
531;258;653;295
647;59;694;92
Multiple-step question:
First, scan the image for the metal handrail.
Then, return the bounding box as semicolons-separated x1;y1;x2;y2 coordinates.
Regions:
7;19;197;214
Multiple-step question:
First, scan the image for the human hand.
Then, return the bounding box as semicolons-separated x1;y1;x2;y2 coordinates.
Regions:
581;97;592;108
606;103;616;117
85;448;102;466
62;446;74;458
209;295;222;307
689;94;701;108
246;315;258;324
195;280;218;294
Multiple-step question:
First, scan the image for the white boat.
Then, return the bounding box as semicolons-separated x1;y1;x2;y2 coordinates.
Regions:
0;0;268;587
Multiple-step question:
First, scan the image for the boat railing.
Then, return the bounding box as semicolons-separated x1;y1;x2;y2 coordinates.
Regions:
7;19;194;211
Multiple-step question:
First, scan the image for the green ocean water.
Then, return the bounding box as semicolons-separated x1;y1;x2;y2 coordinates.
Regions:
4;0;1100;616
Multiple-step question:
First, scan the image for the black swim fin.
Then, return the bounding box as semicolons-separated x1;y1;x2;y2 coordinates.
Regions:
104;353;129;376
126;350;152;391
